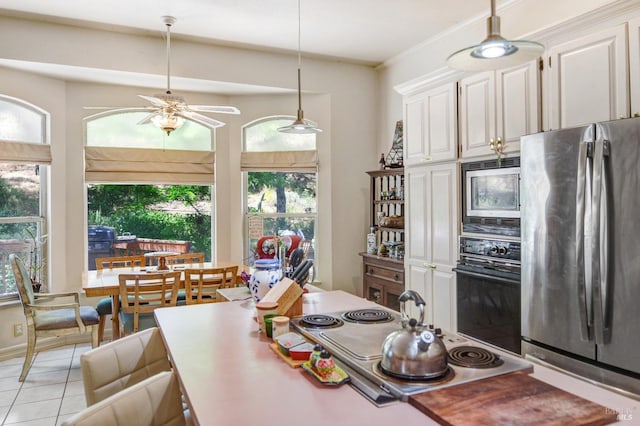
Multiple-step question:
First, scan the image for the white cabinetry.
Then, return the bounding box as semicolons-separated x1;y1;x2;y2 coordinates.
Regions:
404;82;457;166
629;17;640;117
546;24;628;130
404;163;458;330
459;61;539;158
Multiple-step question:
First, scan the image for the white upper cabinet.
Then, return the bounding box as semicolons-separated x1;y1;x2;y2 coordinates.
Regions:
629;17;640;117
547;24;629;130
460;61;539;158
404;82;457;166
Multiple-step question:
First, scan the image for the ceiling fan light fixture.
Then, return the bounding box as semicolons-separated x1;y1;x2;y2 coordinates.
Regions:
152;113;184;135
279;0;322;135
447;0;543;71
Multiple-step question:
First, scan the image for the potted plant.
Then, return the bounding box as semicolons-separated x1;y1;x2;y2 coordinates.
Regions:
24;226;47;293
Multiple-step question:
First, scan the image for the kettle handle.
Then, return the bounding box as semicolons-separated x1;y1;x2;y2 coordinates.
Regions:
399;290;425;327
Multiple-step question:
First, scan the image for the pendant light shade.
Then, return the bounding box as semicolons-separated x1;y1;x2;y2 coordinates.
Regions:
446;0;544;71
278;0;322;134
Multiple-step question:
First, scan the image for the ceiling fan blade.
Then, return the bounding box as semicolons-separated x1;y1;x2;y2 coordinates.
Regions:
138;94;171;108
188;105;241;115
137;111;161;125
83;106;152;111
180;111;226;128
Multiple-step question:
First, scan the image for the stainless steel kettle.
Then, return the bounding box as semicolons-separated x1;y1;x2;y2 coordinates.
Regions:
380;290;448;379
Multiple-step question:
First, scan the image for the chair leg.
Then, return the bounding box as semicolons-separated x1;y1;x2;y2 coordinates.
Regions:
19;327;36;382
91;325;99;348
98;315;106;343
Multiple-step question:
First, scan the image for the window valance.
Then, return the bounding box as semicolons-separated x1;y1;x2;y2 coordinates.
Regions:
0;140;51;164
240;150;318;172
85;147;214;184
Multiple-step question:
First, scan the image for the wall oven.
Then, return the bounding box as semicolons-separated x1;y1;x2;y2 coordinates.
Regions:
461;157;520;237
454;236;521;355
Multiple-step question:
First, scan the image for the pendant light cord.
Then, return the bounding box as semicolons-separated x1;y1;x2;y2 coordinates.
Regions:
296;0;303;114
490;0;496;17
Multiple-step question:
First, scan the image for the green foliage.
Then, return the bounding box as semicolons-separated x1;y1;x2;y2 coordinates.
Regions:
0;175;39;217
87;184;212;260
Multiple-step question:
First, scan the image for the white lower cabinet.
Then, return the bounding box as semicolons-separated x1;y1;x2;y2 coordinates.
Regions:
406;262;456;331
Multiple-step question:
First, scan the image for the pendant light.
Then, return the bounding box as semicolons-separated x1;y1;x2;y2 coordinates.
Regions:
278;0;322;134
446;0;544;71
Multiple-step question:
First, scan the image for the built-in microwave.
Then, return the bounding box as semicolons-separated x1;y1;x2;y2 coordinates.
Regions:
461;157;520;237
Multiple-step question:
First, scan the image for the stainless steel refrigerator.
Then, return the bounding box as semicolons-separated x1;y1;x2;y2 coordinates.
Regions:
521;117;640;398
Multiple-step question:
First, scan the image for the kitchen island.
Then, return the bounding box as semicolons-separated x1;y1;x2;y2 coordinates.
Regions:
154;290;637;425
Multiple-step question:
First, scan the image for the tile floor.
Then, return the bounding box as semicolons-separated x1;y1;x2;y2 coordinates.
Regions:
0;344;91;426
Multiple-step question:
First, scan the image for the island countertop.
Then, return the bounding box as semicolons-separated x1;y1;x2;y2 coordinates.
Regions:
154;290;638;425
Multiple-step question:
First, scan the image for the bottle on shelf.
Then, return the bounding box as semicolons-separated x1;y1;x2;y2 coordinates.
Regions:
367;227;377;254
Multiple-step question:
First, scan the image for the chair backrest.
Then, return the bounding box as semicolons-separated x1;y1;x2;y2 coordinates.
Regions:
95;255;146;270
299;239;313;258
184;265;238;304
9;254;35;315
61;371;186;426
166;252;205;265
118;271;181;333
81;327;171;406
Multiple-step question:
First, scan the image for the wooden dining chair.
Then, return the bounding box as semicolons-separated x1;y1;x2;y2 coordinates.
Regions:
10;254;100;381
94;255;147;343
118;271;181;335
166;252;205;265
184;265;239;304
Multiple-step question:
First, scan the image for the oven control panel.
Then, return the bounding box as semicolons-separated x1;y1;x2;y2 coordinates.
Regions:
459;237;520;262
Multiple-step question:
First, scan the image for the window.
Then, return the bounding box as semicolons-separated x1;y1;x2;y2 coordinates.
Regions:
242;117;318;276
85;111;215;269
0;95;49;298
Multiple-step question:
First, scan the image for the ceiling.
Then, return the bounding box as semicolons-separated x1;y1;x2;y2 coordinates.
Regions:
0;0;495;65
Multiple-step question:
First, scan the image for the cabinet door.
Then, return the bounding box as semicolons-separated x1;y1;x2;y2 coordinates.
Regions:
459;71;496;158
427;162;458;269
405;262;456;330
404;83;457;166
496;60;540;153
630;17;640;117
547;24;629;130
432;268;456;332
405;167;428;262
406;163;458;266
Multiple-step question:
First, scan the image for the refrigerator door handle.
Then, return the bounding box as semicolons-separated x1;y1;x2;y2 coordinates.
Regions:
591;137;611;345
575;140;592;341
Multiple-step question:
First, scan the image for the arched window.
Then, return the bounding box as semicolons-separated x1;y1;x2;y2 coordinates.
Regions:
242;117;318;281
84;111;215;268
0;95;49;297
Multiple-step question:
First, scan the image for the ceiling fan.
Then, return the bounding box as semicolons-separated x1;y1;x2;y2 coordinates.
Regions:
86;16;240;135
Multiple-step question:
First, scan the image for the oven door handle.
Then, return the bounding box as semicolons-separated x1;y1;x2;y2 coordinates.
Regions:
453;267;520;285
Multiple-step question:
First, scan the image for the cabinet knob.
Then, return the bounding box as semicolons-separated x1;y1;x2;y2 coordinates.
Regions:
394;274;400;281
421;156;432;162
634;113;640;118
423;263;436;270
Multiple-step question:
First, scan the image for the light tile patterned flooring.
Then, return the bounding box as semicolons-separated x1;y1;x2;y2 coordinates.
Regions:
0;344;91;426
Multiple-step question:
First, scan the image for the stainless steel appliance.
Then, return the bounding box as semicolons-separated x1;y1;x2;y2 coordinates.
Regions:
454;236;521;354
291;308;532;406
461;157;521;237
521;117;640;398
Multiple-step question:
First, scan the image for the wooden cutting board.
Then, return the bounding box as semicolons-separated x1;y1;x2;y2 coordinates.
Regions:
409;372;618;426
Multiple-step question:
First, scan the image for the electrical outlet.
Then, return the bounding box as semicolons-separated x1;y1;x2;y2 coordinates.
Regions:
13;323;23;337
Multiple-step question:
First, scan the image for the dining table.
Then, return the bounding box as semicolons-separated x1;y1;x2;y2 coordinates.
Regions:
82;261;246;340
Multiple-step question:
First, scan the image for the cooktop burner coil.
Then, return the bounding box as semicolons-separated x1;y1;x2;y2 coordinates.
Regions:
341;309;394;324
299;314;344;329
447;346;504;369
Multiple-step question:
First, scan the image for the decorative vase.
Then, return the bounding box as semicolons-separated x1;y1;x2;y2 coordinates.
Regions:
249;259;282;302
